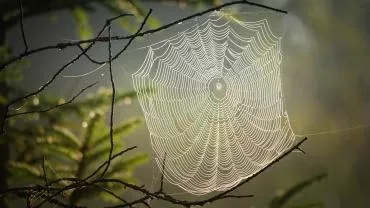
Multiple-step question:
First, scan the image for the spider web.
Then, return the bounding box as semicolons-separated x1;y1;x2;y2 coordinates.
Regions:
132;11;295;195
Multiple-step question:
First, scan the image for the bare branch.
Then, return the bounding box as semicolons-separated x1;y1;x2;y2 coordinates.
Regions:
113;196;151;208
159;153;167;193
1;137;306;208
295;147;306;154
7;16;112;107
85;146;138;181
0;0;287;72
100;9;153;178
2;147;137;207
18;0;28;53
6;82;97;118
76;13;135;65
92;185;130;205
0;2;308;208
100;18;115;179
104;138;308;208
77;45;105;65
38;196;79;208
202;138;308;202
34;146;137;208
140;200;152;208
270;172;327;208
0;12;131;133
218;194;254;199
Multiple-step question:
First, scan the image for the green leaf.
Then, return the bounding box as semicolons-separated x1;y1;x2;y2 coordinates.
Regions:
52;125;82;148
42;144;82;162
71;6;93;42
270;173;327;208
8;161;41;180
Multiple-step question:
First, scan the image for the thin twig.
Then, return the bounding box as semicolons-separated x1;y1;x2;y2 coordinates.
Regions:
270;172;327;208
85;146;137;181
140;201;152;208
7;16;113;107
32;146;136;208
104;138;308;208
1;185;59;195
39;194;78;208
0;146;137;203
109;13;135;23
100;19;115;178
112;196;151;208
35;146;137;186
18;0;28;53
202;138;308;203
2;137;306;208
218;194;254;199
159;153;167;193
0;2;300;207
0;12;131;134
109;9;152;62
100;9;153;178
76;13;134;65
77;45;105;65
6;82;97;118
0;0;287;73
295;147;306;154
93;185;129;205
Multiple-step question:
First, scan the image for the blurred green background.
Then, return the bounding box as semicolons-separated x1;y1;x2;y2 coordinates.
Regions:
2;0;370;207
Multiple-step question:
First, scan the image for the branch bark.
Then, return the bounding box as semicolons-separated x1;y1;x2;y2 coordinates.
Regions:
0;0;287;73
0;1;301;208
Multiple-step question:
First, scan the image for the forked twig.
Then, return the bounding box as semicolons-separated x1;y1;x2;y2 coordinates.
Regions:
0;1;302;208
1;138;307;208
18;0;28;53
100;8;153;178
106;137;307;208
0;0;287;73
159;153;167;193
6;82;97;118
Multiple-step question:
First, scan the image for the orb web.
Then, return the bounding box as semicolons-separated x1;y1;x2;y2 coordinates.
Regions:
132;11;295;195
